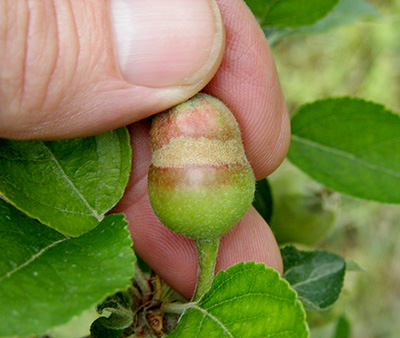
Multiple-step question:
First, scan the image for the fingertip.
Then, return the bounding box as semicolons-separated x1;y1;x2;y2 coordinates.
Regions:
217;207;283;275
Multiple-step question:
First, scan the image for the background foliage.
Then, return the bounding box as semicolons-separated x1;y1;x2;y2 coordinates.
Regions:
272;0;400;336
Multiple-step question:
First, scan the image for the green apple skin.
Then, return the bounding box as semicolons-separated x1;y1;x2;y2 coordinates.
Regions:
148;94;255;240
269;160;339;246
148;165;254;239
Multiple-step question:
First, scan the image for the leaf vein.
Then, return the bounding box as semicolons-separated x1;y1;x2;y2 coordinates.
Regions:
192;305;234;338
288;267;343;288
205;292;293;312
194;313;206;338
0;237;68;282
0;154;47;162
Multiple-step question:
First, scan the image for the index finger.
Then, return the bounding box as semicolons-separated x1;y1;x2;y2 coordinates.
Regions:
204;0;290;179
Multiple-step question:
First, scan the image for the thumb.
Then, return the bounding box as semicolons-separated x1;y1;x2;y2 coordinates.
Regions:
0;0;224;140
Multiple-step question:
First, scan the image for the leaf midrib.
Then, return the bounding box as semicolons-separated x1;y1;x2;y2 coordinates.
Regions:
291;134;400;178
42;144;102;220
288;266;343;289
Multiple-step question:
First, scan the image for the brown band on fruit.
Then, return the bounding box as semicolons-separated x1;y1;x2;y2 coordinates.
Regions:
149;164;249;188
151;136;248;168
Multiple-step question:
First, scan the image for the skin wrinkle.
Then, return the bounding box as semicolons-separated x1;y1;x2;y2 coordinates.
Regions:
8;0;29;116
23;1;52;110
1;0;79;136
84;2;109;79
39;0;59;112
46;0;80;111
71;2;101;85
0;1;8;110
50;0;119;138
20;1;29;110
2;0;119;139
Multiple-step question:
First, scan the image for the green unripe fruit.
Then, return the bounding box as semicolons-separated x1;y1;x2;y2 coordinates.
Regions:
269;160;339;246
148;93;255;240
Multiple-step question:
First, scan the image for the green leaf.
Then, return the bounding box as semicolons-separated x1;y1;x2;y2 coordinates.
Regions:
0;128;131;236
168;262;309;338
332;316;351;338
91;291;134;337
281;245;345;311
90;316;125;338
0;199;135;337
252;178;273;224
265;0;378;45
90;298;133;338
292;0;377;34
245;0;339;28
345;259;366;272
288;98;400;204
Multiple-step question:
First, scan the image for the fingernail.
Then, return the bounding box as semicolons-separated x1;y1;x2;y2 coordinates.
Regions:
110;0;224;88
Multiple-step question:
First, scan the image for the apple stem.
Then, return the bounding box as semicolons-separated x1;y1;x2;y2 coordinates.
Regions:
192;238;220;302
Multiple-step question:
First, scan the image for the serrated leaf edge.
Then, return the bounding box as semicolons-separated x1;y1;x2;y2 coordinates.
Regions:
0;214;136;337
171;262;309;338
291;96;399;121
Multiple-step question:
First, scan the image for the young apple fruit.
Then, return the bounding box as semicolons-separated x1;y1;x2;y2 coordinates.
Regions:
148;93;255;240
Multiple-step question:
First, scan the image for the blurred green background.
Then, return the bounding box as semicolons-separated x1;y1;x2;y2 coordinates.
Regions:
271;1;400;337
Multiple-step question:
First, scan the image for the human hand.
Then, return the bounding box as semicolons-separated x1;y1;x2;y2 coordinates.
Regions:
0;0;290;299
